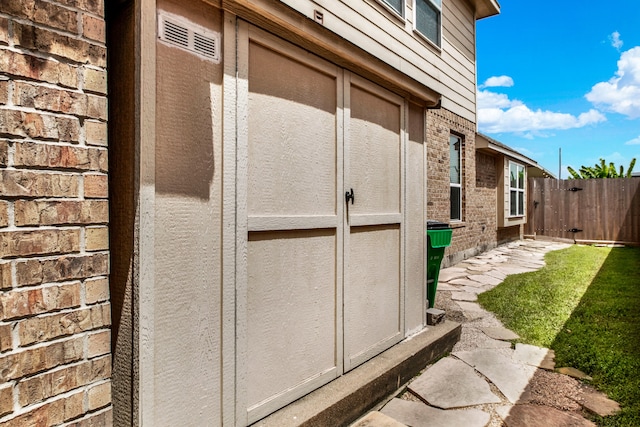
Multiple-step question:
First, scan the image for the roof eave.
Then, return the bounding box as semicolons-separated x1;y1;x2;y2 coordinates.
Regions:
473;0;500;20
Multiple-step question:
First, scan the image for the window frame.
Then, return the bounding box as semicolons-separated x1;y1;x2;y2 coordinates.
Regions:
450;133;462;221
378;0;405;19
508;161;526;218
413;0;442;48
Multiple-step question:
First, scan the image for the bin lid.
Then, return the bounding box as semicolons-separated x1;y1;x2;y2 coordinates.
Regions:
426;220;450;230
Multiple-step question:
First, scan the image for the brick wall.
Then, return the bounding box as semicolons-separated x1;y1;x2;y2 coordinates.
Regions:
427;109;507;266
0;1;111;425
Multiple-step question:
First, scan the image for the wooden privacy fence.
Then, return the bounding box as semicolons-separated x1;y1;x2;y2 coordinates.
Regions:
526;178;640;244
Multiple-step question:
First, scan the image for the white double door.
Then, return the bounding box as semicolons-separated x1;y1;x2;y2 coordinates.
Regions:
240;26;410;423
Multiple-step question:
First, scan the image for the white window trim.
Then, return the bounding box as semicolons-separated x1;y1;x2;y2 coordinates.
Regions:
450;134;462;222
413;0;442;48
508;161;526;218
376;0;405;20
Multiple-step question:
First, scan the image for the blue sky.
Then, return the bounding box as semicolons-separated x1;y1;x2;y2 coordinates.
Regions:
476;1;640;177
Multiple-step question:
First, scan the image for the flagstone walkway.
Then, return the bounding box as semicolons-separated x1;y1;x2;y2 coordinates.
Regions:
353;239;620;427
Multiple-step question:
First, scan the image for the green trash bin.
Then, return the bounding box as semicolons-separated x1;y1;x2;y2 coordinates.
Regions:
426;220;452;308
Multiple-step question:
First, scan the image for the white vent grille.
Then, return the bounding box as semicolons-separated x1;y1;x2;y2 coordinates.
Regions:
158;11;220;63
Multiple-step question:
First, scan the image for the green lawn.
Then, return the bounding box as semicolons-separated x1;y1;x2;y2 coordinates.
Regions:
477;245;640;426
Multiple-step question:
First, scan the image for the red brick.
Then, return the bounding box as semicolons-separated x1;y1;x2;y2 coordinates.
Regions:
2;390;84;427
0;17;8;45
15;253;109;286
15;200;108;227
0;384;12;417
65;407;113;427
85;226;108;251
56;0;104;16
0;80;8;104
84;120;107;147
82;68;106;95
0;282;81;321
0;170;79;198
84;174;108;198
0;201;8;227
85;277;108;304
0;109;80;141
13;82;107;119
0;50;78;88
87;381;110;410
82;14;105;43
2;0;78;33
0;337;83;381
14;141;107;171
0;228;80;258
17;357;110;406
87;330;110;358
13;22;106;67
0;140;8;166
0;262;11;290
0;324;11;353
18;308;91;345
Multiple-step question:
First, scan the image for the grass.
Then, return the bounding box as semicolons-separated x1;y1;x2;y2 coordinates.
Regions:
477;245;640;426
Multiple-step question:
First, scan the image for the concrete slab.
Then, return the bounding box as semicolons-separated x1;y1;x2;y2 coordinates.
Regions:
450;291;477;302
381;398;490;427
496;404;596;427
408;357;501;409
513;343;554;369
453;349;538;403
256;321;461;427
350;411;407;427
480;326;519;341
438;268;469;282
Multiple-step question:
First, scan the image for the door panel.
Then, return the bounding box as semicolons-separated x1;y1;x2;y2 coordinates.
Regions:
344;75;404;370
245;28;342;423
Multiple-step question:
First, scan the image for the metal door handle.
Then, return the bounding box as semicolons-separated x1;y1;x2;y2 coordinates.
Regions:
345;188;355;205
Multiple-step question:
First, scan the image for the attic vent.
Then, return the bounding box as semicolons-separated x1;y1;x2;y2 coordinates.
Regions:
158;11;220;63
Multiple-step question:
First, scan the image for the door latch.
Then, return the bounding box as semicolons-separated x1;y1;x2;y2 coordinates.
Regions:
345;188;355;205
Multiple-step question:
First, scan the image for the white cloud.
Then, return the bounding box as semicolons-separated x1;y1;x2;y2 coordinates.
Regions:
586;46;640;118
625;135;640;145
479;75;514;89
478;89;606;134
610;31;624;50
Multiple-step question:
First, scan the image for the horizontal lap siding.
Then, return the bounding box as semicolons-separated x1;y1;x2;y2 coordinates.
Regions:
279;0;478;121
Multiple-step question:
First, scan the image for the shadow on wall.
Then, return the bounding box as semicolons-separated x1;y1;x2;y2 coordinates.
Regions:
616;180;640;244
155;41;219;200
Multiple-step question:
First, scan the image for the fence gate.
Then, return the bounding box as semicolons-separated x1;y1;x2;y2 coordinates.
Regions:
526;178;640;244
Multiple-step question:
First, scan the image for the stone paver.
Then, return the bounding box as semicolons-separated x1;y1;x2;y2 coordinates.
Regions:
467;274;504;286
453;349;538;403
496;404;596;427
581;387;621;417
381;399;490;427
513;343;554;369
555;367;593;381
437;268;469;282
355;240;612;427
351;411;407;427
450;291;477;302
408;357;501;409
480;326;519;341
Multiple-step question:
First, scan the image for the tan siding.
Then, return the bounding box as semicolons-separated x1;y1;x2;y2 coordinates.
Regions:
278;0;478;121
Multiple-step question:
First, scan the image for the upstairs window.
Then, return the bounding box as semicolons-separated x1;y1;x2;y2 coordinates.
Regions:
450;134;462;221
415;0;442;46
381;0;404;17
509;161;525;217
